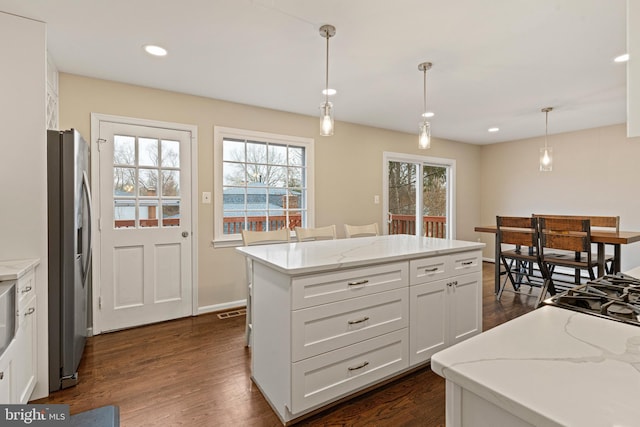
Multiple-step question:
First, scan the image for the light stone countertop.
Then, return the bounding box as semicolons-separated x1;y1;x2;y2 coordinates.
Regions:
431;305;640;427
236;234;485;275
0;258;40;281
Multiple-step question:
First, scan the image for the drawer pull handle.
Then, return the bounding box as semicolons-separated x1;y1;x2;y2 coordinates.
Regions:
462;261;473;266
21;286;32;293
348;316;370;325
347;279;369;286
424;267;438;272
0;372;3;380
348;361;369;371
25;307;35;316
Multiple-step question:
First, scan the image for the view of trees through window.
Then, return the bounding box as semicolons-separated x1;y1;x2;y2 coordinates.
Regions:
222;138;307;233
388;161;447;237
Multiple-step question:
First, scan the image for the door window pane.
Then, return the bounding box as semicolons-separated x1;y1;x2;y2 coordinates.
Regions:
162;201;180;227
162;171;180;196
114;167;136;196
423;166;447;238
139;138;158;167
139;200;159;228
114;135;135;166
114;200;136;228
161;139;180;167
139;169;159;196
388;162;417;235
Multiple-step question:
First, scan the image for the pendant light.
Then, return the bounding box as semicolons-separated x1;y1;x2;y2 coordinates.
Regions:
540;107;553;172
319;25;336;136
418;62;433;149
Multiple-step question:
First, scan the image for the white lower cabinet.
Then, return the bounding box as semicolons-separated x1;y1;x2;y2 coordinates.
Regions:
250;249;482;423
0;264;38;404
409;272;482;365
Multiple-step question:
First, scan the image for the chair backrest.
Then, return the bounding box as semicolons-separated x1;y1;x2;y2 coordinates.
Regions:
533;214;619;233
241;228;290;246
344;223;379;238
496;216;538;250
295;225;337;242
538;217;592;255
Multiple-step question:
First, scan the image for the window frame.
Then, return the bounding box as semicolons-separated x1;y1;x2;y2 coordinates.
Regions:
213;126;315;247
382;152;456;239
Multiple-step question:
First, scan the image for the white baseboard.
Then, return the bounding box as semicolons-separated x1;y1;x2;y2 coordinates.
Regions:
482;257;495;263
198;299;247;315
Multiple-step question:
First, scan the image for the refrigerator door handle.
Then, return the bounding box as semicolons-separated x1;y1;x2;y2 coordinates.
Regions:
82;171;93;287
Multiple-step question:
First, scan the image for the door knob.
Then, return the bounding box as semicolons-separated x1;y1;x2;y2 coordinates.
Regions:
182;231;189;238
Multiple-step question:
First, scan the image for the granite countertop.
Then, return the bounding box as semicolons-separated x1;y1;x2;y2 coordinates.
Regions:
236;234;485;275
431;305;640;427
0;258;40;281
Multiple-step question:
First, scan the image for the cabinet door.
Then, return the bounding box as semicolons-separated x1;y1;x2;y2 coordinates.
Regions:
14;297;36;403
448;272;482;346
409;280;447;366
0;355;12;403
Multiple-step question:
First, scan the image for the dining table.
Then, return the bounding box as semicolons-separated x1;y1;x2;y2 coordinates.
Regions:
475;225;640;294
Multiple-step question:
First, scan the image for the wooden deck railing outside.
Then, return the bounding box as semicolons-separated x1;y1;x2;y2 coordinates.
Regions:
388;214;447;238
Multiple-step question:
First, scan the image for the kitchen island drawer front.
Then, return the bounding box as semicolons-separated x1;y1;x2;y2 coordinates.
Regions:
292;288;408;361
450;250;482;275
410;256;448;285
292;262;408;309
291;329;409;414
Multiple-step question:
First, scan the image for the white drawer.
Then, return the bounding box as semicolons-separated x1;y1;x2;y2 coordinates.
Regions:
17;269;34;309
291;329;408;414
410;255;448;285
291;262;408;309
450;250;482;276
292;288;408;361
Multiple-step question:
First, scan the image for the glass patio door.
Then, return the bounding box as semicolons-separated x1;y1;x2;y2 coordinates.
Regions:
384;153;454;239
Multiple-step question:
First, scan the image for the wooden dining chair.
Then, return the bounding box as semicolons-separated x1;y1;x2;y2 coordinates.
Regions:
241;228;290;346
538;217;597;291
294;225;337;242
533;214;618;274
496;216;553;305
344;223;380;238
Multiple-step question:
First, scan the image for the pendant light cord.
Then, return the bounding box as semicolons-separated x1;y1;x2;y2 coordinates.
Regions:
423;68;427;116
544;110;548;149
325;31;329;104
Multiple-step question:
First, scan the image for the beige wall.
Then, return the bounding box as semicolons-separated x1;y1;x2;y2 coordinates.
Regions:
59;73;482;310
479;123;640;270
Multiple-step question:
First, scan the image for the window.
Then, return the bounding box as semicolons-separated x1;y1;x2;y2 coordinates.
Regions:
383;152;455;239
113;134;181;228
214;127;314;244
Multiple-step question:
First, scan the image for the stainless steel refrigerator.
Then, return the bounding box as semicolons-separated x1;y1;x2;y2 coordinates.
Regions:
47;129;92;392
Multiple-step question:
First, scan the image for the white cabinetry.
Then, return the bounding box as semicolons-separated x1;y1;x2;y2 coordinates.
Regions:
409;251;482;366
0;261;38;404
244;238;484;424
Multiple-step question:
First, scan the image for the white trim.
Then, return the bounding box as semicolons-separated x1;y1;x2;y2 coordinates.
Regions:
90;113;199;334
198;299;247;315
213;126;315;245
382;152;456;239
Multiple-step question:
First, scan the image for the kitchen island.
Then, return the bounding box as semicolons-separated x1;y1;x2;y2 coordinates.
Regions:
237;234;484;424
431;305;640;427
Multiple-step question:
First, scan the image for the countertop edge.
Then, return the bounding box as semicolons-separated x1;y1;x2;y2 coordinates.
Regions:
0;258;41;281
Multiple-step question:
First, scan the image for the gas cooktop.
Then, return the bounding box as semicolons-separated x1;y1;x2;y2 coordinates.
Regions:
543;273;640;326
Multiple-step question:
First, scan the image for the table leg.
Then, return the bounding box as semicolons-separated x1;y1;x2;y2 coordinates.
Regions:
597;243;605;277
614;244;621;273
495;236;500;294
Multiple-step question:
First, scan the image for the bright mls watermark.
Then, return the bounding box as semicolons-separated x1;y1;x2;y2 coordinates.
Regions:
1;405;69;426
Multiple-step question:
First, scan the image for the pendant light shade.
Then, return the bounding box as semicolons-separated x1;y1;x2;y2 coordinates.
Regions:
540;107;553;172
319;25;336;136
418;62;432;149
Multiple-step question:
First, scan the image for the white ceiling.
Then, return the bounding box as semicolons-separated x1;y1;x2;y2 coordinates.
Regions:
0;0;628;144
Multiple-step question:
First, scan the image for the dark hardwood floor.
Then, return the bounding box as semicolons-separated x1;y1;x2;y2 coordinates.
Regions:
34;262;537;426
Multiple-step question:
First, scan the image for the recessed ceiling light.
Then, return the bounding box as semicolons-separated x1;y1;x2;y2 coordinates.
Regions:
614;53;629;63
144;44;168;57
422;112;435;118
488;127;500;133
322;88;337;96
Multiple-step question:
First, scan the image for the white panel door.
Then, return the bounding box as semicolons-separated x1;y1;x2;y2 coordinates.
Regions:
97;121;193;332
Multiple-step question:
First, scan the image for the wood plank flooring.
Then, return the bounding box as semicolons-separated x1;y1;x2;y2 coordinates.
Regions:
34;262;538;426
